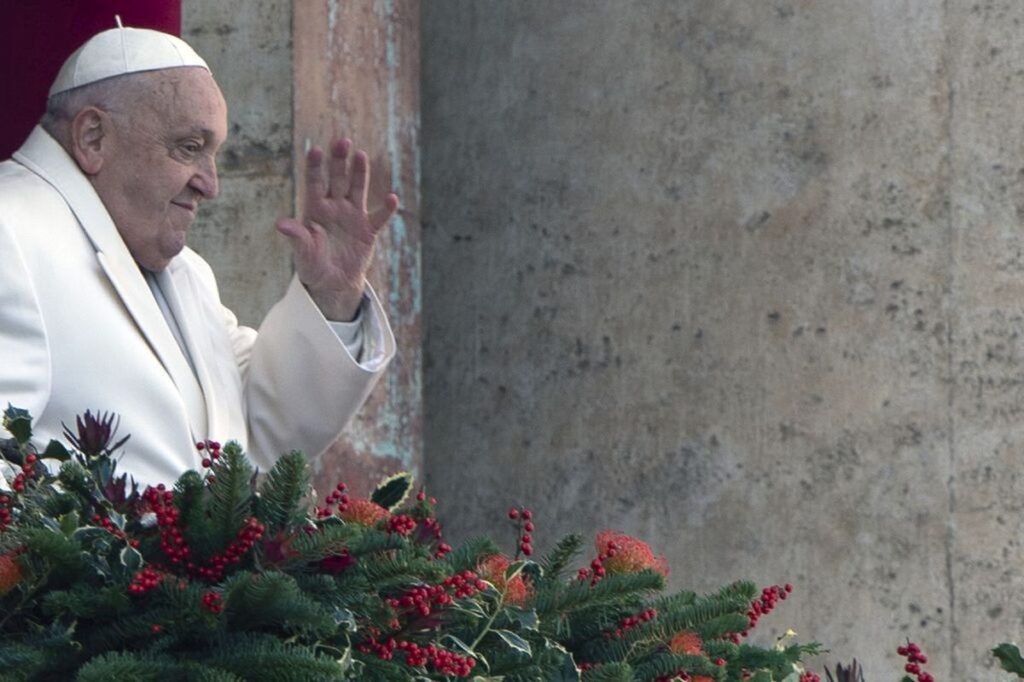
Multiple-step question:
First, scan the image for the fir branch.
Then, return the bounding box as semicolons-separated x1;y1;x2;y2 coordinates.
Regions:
0;641;46;681
195;632;345;682
444;535;501;573
286;521;361;564
223;570;335;637
255;451;308;532
581;661;634;681
175;471;217;562
75;651;180;681
19;527;85;581
539;533;583;585
207;443;255;549
631;652;723;681
535;570;664;625
40;584;132;620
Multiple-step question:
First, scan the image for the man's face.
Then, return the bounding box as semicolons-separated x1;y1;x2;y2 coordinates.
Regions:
92;68;228;271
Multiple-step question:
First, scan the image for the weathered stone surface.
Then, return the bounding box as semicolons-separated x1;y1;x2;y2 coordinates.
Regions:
181;0;422;497
421;2;974;678
183;0;294;327
948;2;1024;679
293;0;422;495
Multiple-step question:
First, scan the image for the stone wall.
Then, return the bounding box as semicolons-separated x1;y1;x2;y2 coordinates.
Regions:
421;2;1024;679
183;0;421;495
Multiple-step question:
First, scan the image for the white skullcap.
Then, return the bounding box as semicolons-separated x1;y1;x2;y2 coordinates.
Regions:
48;26;209;97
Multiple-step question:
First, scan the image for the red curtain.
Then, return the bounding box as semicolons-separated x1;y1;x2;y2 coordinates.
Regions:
0;1;181;159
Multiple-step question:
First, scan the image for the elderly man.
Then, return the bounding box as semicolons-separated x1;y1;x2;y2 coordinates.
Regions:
0;27;397;483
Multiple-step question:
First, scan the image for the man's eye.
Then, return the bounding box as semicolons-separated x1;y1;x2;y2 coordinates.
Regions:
180;142;202;154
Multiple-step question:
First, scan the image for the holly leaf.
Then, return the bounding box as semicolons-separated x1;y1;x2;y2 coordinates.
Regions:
441;634;475;657
492;629;531;657
500;607;538;631
332;608;357;632
3;405;32;443
994;643;1024;675
505;560;525;581
371;471;413;511
119;546;142;573
42;440;71;462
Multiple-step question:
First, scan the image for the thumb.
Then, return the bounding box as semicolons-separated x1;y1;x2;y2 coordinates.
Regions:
275;217;312;249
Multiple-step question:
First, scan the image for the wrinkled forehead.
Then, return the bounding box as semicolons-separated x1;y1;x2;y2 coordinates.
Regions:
118;68;227;135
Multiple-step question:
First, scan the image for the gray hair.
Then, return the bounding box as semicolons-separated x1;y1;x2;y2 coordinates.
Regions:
40;71;165;144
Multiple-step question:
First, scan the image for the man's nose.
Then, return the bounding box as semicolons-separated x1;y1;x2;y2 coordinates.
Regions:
191;158;219;199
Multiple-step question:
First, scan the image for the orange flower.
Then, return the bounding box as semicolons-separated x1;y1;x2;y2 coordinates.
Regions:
668;630;703;655
596;530;669;577
0;551;22;595
477;554;531;606
339;498;389;527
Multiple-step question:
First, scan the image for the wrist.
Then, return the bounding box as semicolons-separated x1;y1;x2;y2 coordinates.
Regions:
304;282;364;322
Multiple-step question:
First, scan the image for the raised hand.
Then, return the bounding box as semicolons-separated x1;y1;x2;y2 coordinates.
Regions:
276;138;399;321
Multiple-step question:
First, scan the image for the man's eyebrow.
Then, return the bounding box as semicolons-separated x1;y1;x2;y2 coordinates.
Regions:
175;126;218;139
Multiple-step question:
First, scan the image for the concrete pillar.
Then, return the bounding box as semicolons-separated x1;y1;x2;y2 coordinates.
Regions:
419;3;1019;679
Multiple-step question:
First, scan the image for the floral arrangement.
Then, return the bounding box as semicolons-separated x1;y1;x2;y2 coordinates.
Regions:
0;405;839;681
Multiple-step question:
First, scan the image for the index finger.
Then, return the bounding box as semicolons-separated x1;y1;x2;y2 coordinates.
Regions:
305;146;327;206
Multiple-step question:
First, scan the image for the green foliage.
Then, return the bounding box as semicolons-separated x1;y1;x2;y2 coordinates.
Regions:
995;642;1024;676
224;571;335;636
254;451;308;531
370;470;413;511
0;408;824;681
540;532;584;584
207;442;254;548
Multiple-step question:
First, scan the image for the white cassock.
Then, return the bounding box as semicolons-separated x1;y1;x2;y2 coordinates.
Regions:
0;126;395;485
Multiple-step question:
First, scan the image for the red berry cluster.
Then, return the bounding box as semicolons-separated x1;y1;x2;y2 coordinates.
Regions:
9;453;38;493
576;539;619;585
201;591;224;614
416;511;452;559
128;567;163;595
386;571;486;619
91;513;139;547
0;494;12;531
144;485;191;566
358;635;398;660
386;514;417;536
357;637;475;676
143;485;265;582
150;623;163;634
507;507;534;557
196;440;221;469
315;482;350;519
897;642;933;682
799;672;821;682
729;583;792;641
195;517;265;582
605;607;657;639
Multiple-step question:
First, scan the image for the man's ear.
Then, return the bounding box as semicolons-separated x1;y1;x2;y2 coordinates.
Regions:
69;107;110;175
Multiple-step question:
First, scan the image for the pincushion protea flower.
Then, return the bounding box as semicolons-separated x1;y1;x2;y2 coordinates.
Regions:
596;530;669;577
0;550;22;595
340;498;389;527
477;554;531;606
668;630;703;656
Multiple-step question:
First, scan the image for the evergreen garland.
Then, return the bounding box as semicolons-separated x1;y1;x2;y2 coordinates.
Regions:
0;406;824;681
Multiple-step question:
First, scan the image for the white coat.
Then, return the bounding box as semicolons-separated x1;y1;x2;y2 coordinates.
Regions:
0;126;395;484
